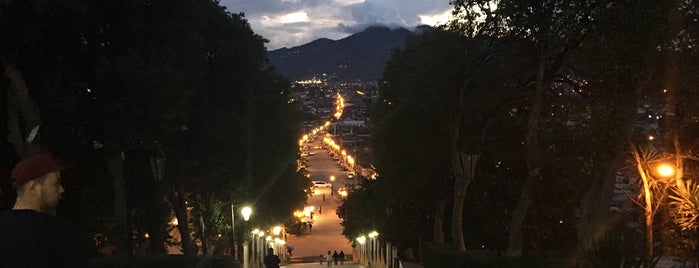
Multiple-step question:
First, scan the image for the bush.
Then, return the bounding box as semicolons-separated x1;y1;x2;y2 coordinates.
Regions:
87;255;239;268
422;243;568;268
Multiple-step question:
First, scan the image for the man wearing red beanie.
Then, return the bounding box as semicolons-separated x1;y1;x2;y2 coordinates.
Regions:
0;153;84;267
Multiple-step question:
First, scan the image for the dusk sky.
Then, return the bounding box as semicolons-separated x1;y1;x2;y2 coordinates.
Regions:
220;0;454;50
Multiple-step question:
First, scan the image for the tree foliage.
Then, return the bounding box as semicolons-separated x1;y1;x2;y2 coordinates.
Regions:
348;0;699;264
1;0;304;256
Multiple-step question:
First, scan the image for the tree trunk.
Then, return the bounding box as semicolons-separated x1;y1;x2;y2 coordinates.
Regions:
450;169;468;251
449;76;473;251
1;55;41;157
146;192;166;255
168;184;195;256
451;153;479;251
146;212;166;255
663;54;684;187
200;215;210;256
106;147;131;256
506;45;546;256
433;194;448;244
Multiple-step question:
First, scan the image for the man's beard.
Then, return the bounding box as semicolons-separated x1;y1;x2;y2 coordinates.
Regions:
39;195;59;216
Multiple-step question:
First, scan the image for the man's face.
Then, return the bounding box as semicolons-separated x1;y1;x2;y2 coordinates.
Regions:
36;172;65;214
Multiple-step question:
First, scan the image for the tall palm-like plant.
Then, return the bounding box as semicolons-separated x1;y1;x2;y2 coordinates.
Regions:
669;181;699;231
630;143;675;266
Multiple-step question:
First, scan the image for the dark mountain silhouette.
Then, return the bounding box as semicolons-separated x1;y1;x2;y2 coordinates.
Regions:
267;25;418;82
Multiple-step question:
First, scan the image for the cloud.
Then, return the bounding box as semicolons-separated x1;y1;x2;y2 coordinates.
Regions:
221;0;453;50
337;22;405;34
344;0;452;25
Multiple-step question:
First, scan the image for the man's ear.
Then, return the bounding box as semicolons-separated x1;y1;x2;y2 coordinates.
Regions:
25;180;40;192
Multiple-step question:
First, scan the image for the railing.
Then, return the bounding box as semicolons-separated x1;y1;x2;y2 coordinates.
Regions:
353;238;399;268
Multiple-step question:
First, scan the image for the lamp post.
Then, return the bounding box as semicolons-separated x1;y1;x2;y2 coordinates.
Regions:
252;230;264;268
368;231;379;267
240;206;253;268
232;205;252;264
272;225;286;264
356;235;366;265
231;204;236;258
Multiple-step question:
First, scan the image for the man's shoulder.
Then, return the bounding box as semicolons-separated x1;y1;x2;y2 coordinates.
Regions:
0;209;66;231
0;209;55;221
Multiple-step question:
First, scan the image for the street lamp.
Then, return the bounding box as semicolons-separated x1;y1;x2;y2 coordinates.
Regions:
656;164;676;177
254;230;265;268
368;231;379;266
272;226;282;236
250;229;259;267
356;235;366;265
232;205;253;261
241;206;253;221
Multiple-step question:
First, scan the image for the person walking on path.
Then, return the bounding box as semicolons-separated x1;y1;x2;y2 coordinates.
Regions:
309;223;313;234
333;250;339;265
325;250;333;266
322;193;326;202
0;153;84;268
339;250;345;265
264;247;281;268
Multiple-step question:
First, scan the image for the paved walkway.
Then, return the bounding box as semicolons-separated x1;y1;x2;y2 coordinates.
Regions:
285;140;360;267
286;187;353;259
283;264;365;268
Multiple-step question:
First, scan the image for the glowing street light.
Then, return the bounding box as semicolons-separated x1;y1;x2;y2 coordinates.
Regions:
657;164;676;178
272;226;282;236
241;206;252;221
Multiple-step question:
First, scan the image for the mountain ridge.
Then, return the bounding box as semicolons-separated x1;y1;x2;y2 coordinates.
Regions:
267;25;418;82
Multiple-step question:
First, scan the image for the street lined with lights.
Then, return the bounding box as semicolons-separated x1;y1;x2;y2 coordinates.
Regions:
287;94;361;265
289;135;354;263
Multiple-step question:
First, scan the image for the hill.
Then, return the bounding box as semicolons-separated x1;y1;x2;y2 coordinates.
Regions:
267;25;418;82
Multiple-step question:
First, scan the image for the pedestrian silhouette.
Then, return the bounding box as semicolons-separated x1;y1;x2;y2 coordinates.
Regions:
326;250;332;266
333;250;339;265
339;250;345;265
323;194;326;202
309;223;313;234
319;206;322;214
263;247;280;268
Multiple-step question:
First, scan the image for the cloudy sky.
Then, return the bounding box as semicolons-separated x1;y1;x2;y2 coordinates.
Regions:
220;0;454;50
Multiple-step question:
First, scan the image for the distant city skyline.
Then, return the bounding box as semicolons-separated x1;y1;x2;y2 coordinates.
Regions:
220;0;453;50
